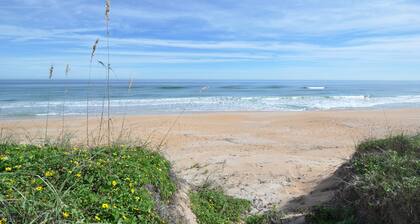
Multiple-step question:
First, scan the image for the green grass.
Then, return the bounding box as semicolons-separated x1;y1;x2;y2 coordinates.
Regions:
245;208;284;224
0;144;176;223
307;134;420;224
305;206;355;224
189;184;251;224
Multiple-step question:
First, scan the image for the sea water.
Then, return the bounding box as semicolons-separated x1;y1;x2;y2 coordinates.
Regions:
1;80;420;118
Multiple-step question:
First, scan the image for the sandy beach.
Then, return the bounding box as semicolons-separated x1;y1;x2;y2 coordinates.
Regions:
2;109;420;212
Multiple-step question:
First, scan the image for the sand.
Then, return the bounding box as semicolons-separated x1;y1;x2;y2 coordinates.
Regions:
1;109;420;212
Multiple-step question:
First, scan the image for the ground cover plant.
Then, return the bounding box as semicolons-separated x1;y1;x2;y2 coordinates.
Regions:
189;183;251;224
0;144;176;223
307;134;420;224
245;208;285;224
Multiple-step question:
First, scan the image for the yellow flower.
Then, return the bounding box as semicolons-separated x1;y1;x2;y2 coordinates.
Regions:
5;167;12;172
101;203;109;209
95;215;101;221
62;211;70;218
112;180;118;187
36;186;43;191
45;170;54;177
0;218;7;224
130;188;135;194
75;173;82;178
0;155;8;161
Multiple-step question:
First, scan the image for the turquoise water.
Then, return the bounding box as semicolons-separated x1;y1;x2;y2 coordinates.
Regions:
1;80;420;118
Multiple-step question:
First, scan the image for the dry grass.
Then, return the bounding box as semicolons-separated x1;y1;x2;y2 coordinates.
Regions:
0;128;17;145
91;39;99;63
86;39;100;147
96;60;107;145
105;0;110;22
65;64;70;76
117;78;134;142
44;65;54;144
61;64;70;143
105;0;111;146
0;122;156;151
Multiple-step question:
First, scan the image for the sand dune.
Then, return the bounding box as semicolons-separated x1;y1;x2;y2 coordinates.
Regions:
2;109;420;212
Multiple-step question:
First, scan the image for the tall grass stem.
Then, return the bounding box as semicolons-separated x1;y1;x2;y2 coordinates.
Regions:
87;39;99;146
105;0;111;146
45;65;54;144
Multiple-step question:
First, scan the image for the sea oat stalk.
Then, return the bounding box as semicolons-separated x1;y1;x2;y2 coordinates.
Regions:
61;64;70;143
86;38;99;146
65;64;70;76
45;65;54;144
118;78;134;141
105;0;111;146
97;60;107;144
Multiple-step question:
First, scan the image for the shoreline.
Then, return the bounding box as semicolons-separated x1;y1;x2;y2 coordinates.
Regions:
2;108;420;211
1;106;418;121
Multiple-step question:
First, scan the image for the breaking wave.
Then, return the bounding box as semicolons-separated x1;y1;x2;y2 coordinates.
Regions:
1;95;420;117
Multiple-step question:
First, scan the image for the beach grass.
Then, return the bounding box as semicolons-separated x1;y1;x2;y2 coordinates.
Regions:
0;144;176;223
44;65;54;144
189;183;251;224
306;134;420;224
306;206;355;224
245;208;285;224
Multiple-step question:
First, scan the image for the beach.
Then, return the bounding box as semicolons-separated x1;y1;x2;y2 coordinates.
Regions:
4;0;420;222
2;108;419;212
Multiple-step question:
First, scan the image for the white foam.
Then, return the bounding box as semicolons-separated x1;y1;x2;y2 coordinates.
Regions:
35;112;59;116
2;95;420;115
305;86;326;90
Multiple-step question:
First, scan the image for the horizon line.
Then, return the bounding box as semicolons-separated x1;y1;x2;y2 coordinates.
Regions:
1;78;420;82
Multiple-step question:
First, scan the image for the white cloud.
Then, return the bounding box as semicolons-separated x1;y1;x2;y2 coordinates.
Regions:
1;0;420;79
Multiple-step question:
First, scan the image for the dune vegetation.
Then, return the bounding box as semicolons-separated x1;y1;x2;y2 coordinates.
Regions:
0;0;418;223
307;134;420;224
189;183;251;224
0;144;176;223
207;134;420;224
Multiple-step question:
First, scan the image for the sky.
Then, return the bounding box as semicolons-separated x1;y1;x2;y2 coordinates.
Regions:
1;0;420;80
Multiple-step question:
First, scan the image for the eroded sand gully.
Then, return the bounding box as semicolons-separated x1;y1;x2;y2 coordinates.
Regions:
2;109;420;211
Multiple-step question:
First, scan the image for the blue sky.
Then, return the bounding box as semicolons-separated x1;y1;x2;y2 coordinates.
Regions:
1;0;420;80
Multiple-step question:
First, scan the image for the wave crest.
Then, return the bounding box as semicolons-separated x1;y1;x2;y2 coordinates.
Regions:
304;86;326;90
2;95;420;117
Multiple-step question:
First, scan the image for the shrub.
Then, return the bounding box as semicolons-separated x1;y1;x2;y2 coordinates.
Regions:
348;135;420;224
308;134;420;224
305;206;355;224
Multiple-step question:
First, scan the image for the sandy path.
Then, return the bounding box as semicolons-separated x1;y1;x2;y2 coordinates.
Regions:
2;109;420;211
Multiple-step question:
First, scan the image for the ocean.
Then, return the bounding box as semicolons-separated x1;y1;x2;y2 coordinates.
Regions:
1;80;420;118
